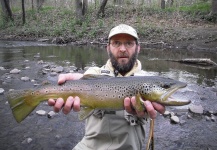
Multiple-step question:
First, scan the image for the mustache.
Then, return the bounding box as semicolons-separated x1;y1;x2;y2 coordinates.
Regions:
118;52;129;58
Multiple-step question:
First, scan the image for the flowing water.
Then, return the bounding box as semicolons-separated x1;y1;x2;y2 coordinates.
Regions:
0;40;217;150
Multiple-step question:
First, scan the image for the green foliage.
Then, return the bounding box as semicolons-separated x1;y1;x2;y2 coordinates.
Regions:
0;0;214;40
165;2;211;14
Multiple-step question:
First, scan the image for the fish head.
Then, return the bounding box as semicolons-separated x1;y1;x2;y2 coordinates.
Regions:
139;77;190;106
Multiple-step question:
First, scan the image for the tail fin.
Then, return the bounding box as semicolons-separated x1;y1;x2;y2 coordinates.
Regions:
7;90;40;123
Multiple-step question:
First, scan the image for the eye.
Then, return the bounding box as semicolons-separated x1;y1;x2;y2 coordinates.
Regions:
161;83;170;89
126;41;133;46
113;41;121;47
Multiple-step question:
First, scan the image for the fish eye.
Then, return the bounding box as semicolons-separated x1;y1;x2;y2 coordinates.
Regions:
161;83;171;89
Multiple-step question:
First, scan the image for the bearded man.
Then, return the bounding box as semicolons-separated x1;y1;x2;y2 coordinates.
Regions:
48;24;165;150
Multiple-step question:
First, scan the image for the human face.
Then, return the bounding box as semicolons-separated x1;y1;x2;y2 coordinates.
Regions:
107;34;140;75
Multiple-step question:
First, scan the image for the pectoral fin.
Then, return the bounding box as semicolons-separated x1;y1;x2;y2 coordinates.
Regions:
135;92;146;112
78;107;94;120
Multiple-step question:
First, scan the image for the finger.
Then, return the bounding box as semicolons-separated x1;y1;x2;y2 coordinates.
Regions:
152;102;165;114
58;74;67;85
144;101;157;119
73;96;80;112
63;96;74;114
48;98;56;106
124;97;135;115
54;98;64;112
131;97;146;118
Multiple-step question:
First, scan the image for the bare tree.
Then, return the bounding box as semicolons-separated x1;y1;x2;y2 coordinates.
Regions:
211;0;217;15
97;0;108;18
21;0;25;24
0;0;13;21
169;0;174;7
113;0;124;5
161;0;166;9
75;0;88;22
31;0;34;10
37;0;45;11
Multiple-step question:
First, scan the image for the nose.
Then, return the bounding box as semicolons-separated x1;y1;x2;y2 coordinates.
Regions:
119;43;127;52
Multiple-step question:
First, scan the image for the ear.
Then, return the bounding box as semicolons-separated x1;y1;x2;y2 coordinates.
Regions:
106;44;110;54
137;44;140;53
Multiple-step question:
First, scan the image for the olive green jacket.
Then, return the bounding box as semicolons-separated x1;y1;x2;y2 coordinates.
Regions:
73;59;148;150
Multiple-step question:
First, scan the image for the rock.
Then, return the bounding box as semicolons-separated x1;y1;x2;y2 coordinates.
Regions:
43;64;50;68
50;72;57;76
9;89;14;92
25;66;30;69
42;69;48;74
170;112;175;116
55;134;61;139
47;111;56;118
205;116;211;121
38;38;49;42
0;66;6;70
38;60;44;64
211;115;216;122
31;79;36;83
21;76;30;81
171;115;180;124
27;138;33;143
180;120;186;125
189;105;204;114
0;88;4;94
10;68;21;74
34;83;40;86
22;137;33;144
187;114;192;119
51;66;64;73
70;66;79;72
34;53;40;58
36;110;47;116
163;110;170;116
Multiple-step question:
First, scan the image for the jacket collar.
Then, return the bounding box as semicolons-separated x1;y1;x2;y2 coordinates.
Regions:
105;59;142;77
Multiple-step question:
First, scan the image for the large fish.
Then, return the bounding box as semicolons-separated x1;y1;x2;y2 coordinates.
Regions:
7;75;191;123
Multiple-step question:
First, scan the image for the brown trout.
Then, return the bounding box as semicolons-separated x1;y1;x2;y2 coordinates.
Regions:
7;75;191;123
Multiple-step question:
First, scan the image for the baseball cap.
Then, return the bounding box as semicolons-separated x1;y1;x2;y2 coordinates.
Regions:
108;24;139;40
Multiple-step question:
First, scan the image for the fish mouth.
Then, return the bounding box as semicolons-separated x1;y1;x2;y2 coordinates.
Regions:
160;83;191;106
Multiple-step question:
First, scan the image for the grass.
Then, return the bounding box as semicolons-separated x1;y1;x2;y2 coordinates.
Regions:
0;1;214;41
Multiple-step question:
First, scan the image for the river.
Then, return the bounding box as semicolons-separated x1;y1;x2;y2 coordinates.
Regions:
0;40;217;150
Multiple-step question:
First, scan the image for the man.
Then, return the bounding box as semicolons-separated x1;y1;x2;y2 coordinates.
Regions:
48;24;165;150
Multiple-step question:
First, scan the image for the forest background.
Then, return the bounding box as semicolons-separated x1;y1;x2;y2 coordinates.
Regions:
0;0;217;47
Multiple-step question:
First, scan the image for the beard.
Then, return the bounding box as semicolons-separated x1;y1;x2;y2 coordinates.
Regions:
108;47;138;75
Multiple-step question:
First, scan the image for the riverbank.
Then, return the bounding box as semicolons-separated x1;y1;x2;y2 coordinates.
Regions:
0;44;217;149
0;4;217;51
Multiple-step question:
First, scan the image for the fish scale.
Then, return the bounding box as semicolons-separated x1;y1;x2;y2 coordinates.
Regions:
7;75;191;123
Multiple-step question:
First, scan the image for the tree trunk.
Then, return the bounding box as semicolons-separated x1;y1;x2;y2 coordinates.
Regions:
0;0;13;21
97;0;108;18
37;0;44;11
22;0;25;24
75;0;83;21
170;0;174;7
211;0;217;15
31;0;34;10
82;0;88;16
161;0;165;9
75;0;87;22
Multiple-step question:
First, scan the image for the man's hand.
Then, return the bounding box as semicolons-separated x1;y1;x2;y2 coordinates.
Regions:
48;73;83;114
124;97;165;119
48;73;165;118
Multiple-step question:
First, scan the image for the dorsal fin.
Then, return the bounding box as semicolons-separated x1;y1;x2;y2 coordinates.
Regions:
81;74;112;80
